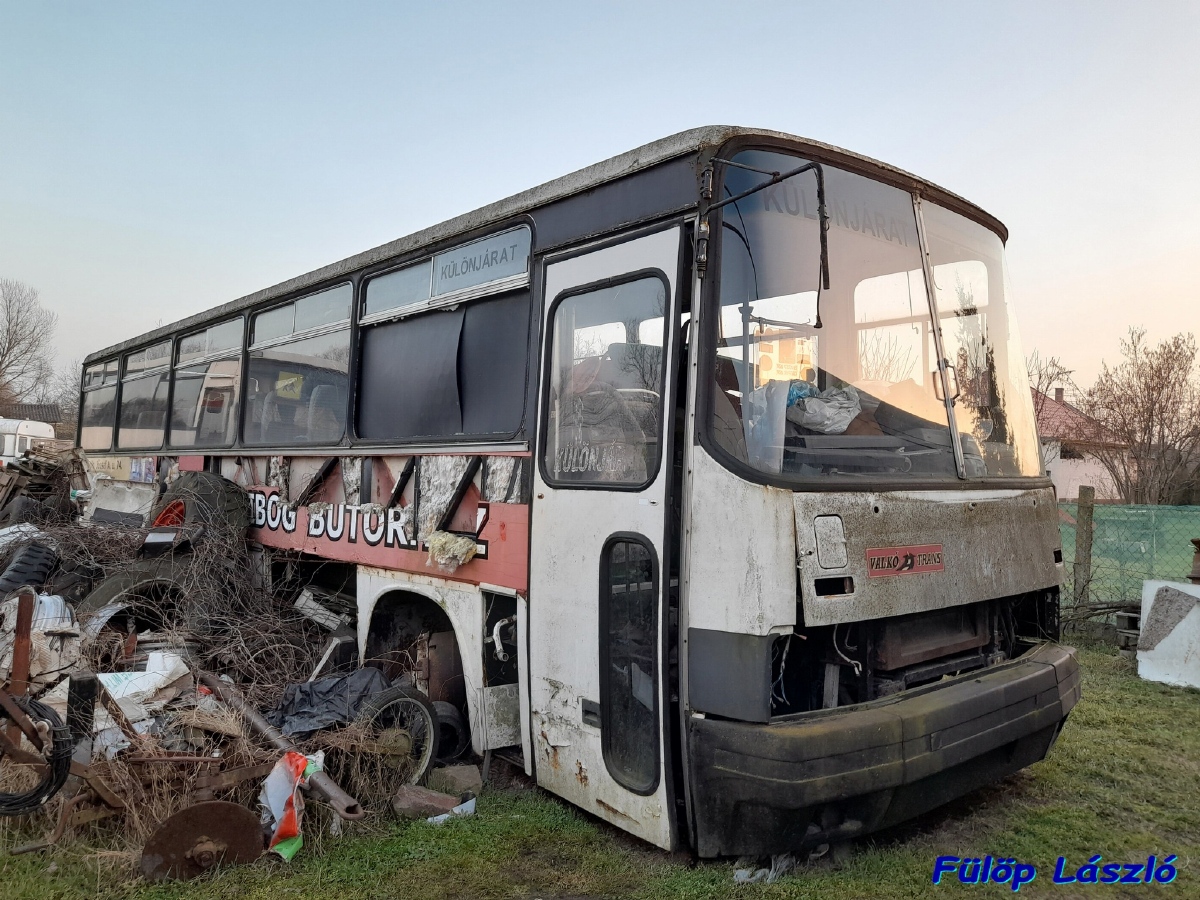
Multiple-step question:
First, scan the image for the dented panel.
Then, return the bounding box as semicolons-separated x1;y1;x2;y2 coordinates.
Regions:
795;487;1061;626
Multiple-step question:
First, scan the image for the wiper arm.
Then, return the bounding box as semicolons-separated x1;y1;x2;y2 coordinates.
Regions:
707;158;831;297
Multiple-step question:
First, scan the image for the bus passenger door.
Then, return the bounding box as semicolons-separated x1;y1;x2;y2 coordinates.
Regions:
529;226;680;850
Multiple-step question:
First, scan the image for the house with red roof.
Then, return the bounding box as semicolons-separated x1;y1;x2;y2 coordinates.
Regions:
1033;387;1123;500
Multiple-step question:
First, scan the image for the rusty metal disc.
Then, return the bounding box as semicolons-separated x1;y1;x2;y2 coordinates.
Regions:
140;800;263;882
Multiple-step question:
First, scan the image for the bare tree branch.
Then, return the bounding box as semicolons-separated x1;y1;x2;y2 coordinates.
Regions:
1080;328;1200;504
1026;349;1075;421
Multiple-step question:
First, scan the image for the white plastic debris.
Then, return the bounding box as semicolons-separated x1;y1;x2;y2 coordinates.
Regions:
0;593;81;684
1138;580;1200;689
786;385;862;434
0;523;49;551
426;794;476;824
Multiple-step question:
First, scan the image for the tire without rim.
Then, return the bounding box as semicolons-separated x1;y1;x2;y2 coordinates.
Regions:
75;553;196;630
433;700;470;761
0;542;59;596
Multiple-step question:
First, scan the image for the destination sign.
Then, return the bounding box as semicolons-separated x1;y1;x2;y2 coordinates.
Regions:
433;227;530;297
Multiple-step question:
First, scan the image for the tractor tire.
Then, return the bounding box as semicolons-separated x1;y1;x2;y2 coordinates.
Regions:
150;472;250;532
0;541;59;596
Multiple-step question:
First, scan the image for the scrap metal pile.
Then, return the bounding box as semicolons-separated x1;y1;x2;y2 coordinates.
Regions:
0;452;476;881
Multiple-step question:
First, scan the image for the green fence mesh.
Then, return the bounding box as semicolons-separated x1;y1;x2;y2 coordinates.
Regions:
1059;502;1200;610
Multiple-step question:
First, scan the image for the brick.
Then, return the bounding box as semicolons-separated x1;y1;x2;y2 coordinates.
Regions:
390;784;461;819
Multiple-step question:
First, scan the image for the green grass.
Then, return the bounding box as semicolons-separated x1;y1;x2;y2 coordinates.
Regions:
3;647;1198;899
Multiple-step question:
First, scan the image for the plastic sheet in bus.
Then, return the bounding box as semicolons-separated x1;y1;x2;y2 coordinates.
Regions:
358;308;464;440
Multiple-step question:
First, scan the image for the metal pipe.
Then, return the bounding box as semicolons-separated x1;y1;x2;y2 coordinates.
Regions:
197;671;366;821
3;588;35;745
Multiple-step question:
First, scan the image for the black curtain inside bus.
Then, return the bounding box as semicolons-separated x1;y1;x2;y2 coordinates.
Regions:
357;291;530;441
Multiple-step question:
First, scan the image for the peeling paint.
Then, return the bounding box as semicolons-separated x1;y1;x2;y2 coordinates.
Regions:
575;760;588;786
794;486;1060;626
340;456;362;501
418;456;475;541
267;455;288;493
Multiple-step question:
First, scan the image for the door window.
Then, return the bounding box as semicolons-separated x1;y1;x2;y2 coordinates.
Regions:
543;274;668;488
600;536;659;794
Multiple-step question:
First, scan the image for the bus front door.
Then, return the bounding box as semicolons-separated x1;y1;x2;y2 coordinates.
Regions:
529;226;681;850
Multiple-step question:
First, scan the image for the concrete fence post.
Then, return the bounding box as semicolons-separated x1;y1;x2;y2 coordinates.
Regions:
1073;485;1095;608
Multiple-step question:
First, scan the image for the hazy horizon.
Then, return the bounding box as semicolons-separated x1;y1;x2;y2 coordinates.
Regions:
2;1;1197;389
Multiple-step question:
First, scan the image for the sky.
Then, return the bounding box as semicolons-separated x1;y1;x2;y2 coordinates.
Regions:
1;1;1197;387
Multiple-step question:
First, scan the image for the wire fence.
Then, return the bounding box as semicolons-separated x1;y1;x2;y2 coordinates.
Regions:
1059;498;1200;617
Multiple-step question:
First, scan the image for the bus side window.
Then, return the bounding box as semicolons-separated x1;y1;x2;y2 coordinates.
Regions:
243;286;351;447
599;535;659;795
80;359;119;451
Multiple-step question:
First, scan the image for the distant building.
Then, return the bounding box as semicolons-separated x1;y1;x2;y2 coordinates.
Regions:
1032;387;1122;501
0;403;67;439
0;403;63;425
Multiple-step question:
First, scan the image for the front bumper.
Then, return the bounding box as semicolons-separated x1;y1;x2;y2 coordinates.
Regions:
687;642;1080;857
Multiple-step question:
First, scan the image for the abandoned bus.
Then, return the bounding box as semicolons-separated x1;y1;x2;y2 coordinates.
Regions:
77;126;1079;857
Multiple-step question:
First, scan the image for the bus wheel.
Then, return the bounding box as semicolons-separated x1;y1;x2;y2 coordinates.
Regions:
355;686;440;789
150;472;250;532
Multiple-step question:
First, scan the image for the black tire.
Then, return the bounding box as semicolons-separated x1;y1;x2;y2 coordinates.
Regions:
0;696;72;816
433;700;470;761
150;472;250;532
0;495;44;528
0;541;59;596
355;685;440;786
75;553;195;631
40;491;75;521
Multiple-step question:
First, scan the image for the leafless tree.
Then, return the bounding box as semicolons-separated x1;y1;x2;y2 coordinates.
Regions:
1026;350;1075;420
0;279;58;401
1081;328;1200;504
859;328;917;383
28;360;81;439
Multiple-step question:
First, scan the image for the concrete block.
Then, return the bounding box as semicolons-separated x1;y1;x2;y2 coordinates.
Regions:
428;763;483;795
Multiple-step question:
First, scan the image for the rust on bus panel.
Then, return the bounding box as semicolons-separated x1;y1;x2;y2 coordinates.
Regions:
247;487;529;592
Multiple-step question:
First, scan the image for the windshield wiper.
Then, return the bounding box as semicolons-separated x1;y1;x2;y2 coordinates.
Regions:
707;158;832;304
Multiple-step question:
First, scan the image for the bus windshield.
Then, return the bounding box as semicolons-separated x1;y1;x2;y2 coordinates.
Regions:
705;149;1040;482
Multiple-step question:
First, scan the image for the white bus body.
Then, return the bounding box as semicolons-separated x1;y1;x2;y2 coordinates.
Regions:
78;127;1079;857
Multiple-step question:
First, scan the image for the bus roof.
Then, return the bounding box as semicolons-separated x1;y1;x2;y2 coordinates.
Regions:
86;125;1005;365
